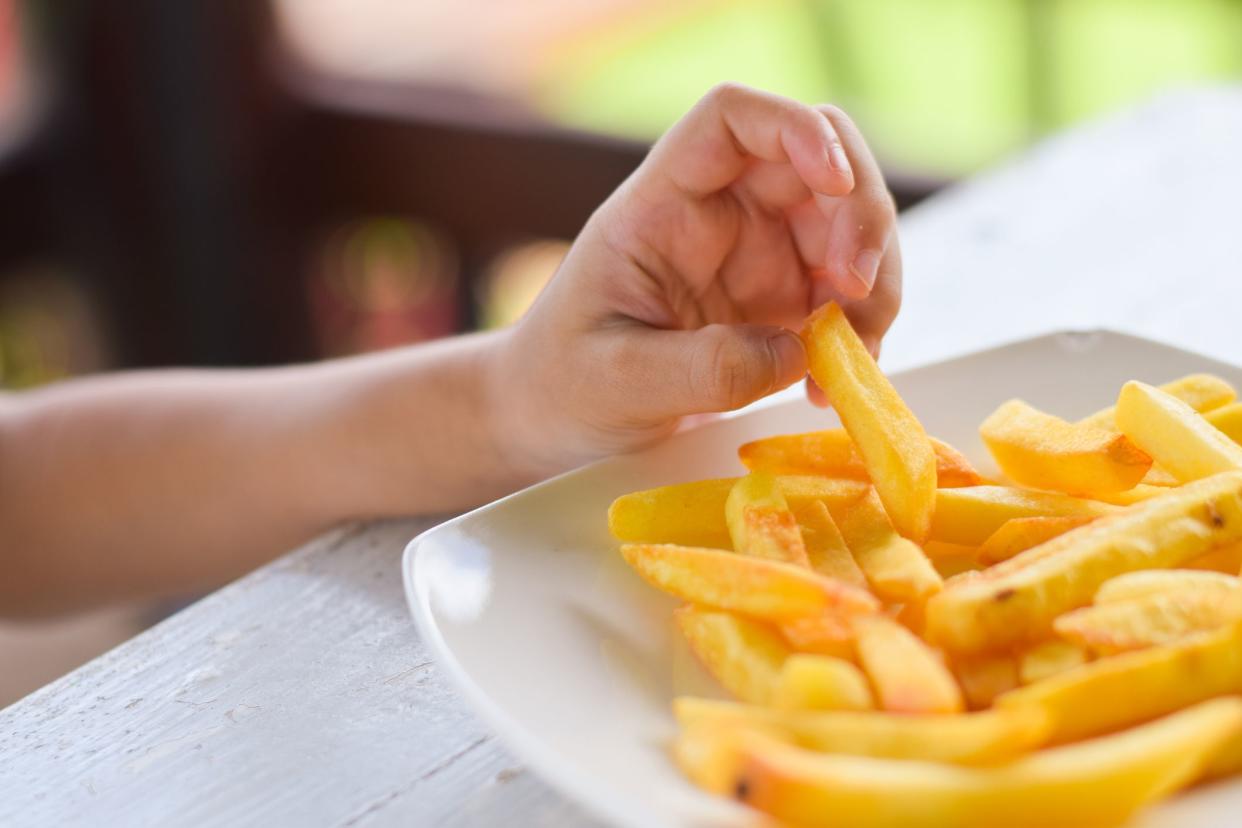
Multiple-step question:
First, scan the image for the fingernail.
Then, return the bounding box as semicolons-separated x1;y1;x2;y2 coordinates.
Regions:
828;144;852;175
849;249;881;292
769;331;806;385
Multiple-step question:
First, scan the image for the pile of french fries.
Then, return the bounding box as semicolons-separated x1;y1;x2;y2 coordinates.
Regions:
609;301;1242;827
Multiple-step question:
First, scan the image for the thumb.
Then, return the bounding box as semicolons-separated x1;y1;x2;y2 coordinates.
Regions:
620;324;807;419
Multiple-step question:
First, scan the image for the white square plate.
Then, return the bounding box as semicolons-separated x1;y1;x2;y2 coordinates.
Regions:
404;331;1242;828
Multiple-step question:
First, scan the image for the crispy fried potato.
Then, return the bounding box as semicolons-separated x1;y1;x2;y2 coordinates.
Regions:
854;615;964;714
931;486;1117;546
778;615;854;658
729;698;1242;828
1116;381;1242;482
673;696;1047;765
978;516;1095;564
726;473;809;566
1078;373;1236;430
620;544;879;624
772;654;874;712
830;488;942;603
953;654;1021;710
796;499;867;587
1207;401;1242;445
1095;569;1240;605
1187;541;1242;574
981;399;1151;494
675;606;790;704
1086;483;1169;506
1018;640;1088;685
608;476;867;548
738;429;983;488
998;620;1242;743
802;303;937;541
925;472;1242;654
1054;585;1242;654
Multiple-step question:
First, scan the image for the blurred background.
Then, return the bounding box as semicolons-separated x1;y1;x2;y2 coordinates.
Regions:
2;0;1241;704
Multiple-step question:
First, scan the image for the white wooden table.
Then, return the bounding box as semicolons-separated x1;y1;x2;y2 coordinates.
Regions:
3;88;1241;828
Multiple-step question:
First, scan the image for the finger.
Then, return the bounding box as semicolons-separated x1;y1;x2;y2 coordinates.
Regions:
644;83;854;200
610;324;807;419
840;238;903;356
813;105;897;298
736;160;813;211
805;377;829;408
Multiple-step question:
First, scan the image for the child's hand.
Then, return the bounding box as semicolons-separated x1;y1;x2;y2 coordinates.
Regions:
490;83;901;477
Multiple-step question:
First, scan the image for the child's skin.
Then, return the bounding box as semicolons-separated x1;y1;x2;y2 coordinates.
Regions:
0;84;899;616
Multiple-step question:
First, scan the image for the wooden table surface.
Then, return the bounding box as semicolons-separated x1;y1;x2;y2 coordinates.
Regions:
3;88;1241;828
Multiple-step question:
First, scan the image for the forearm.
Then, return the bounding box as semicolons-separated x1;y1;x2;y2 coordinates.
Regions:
0;330;532;616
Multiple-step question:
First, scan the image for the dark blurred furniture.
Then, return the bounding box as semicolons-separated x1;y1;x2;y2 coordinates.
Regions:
0;2;941;369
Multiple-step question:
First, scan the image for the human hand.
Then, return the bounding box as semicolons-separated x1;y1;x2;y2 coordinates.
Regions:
489;83;901;477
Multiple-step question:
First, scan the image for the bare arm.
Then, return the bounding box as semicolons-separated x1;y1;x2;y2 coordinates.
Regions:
0;331;528;616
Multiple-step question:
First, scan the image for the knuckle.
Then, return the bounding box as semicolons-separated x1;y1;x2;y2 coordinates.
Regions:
705;81;746;107
695;327;755;410
816;103;851;125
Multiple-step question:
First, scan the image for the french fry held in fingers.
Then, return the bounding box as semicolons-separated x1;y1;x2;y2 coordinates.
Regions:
738;429;983;488
931;485;1117;547
796;500;867;587
980;399;1151;494
725;472;809;566
1116;381;1242;483
1094;568;1241;604
675;605;790;705
925;471;1242;654
673;697;1048;765
771;654;874;712
729;697;1242;828
608;476;867;548
1077;372;1236;430
830;488;942;603
854;615;964;714
1054;582;1242;654
998;619;1242;743
620;543;878;625
977;515;1095;564
801;302;937;541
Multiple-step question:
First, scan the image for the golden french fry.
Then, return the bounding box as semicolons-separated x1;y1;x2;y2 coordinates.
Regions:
777;615;854;659
980;399;1151;494
926;472;1242;654
1142;465;1181;486
1086;483;1169;506
673;696;1048;765
672;722;756;796
1095;569;1241;605
854;615;964;714
1207;401;1242;445
802;302;937;541
1078;372;1236;430
608;476;867;548
925;543;983;580
953;653;1020;710
675;605;790;704
729;697;1242;828
1187;541;1242;574
931;486;1117;546
620;544;879;624
726;472;809;566
796;499;867;588
830;488;942;603
998;621;1242;743
1054;585;1242;654
1018;640;1088;685
771;654;874;712
978;516;1095;564
738;429;983;488
1116;381;1242;483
